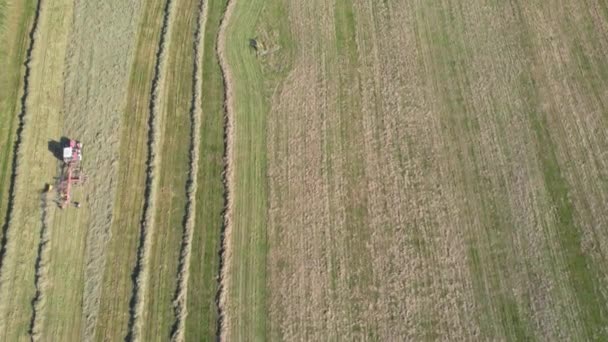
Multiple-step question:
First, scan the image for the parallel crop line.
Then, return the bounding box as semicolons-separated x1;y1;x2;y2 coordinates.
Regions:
169;0;207;340
125;0;176;339
0;0;43;277
28;193;51;341
216;0;236;339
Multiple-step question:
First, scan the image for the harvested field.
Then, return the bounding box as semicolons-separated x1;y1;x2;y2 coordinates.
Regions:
0;0;223;339
1;0;608;340
0;0;37;246
0;0;73;339
50;1;142;340
219;0;608;340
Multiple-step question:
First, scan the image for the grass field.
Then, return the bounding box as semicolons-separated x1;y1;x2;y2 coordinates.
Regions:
225;0;608;340
0;0;36;245
0;0;607;340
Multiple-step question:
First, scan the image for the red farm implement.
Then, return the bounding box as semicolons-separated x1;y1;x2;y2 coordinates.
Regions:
57;139;84;209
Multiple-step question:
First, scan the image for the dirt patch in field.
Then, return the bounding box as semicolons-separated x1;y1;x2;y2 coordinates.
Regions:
59;1;142;339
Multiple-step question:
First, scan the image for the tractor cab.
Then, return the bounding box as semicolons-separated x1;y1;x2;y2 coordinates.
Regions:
62;139;82;163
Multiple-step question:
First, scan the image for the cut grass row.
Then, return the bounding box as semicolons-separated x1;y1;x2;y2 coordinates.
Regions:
93;0;166;339
170;0;206;340
184;0;227;339
0;0;74;339
29;193;52;341
0;0;36;245
127;0;177;337
138;0;197;338
59;2;144;339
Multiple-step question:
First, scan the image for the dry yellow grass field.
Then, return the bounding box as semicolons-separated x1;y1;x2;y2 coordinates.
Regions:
1;0;607;340
260;0;608;340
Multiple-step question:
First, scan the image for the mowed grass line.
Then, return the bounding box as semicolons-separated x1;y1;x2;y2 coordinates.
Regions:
93;0;166;339
40;189;88;340
0;0;74;339
219;0;293;339
141;0;198;338
169;0;209;340
184;0;227;340
0;0;36;249
128;0;178;337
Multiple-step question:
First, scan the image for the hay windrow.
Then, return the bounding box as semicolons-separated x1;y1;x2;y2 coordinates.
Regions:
29;192;52;341
169;0;207;340
54;1;143;339
126;0;176;339
215;0;237;338
0;0;43;278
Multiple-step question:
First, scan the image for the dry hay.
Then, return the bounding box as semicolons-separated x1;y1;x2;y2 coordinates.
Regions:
265;0;608;340
0;0;73;338
0;0;42;274
215;0;237;338
126;0;176;339
29;192;52;341
170;0;207;340
58;0;142;339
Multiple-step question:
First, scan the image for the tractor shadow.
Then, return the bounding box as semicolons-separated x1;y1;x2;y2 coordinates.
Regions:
47;137;70;161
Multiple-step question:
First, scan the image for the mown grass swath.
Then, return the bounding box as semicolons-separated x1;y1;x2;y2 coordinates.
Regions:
126;0;176;339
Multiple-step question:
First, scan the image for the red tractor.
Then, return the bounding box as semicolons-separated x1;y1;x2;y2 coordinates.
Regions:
58;139;84;208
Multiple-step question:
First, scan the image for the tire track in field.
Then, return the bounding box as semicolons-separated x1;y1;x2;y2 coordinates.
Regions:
125;0;176;339
29;192;51;341
216;0;236;339
0;0;43;275
169;0;207;341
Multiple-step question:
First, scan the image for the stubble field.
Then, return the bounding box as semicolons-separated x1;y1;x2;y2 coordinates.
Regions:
0;0;607;341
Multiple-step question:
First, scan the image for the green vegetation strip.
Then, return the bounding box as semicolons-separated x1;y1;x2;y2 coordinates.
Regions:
141;0;197;339
184;0;229;340
0;0;36;247
219;0;293;339
521;74;608;341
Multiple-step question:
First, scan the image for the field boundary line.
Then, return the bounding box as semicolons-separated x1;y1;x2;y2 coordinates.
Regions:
169;0;208;340
0;0;43;279
215;0;237;339
125;0;176;339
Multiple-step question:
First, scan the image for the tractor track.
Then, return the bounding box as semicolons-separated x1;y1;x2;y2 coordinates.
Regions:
29;192;52;341
0;0;43;278
125;0;176;340
169;0;207;340
215;0;236;339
